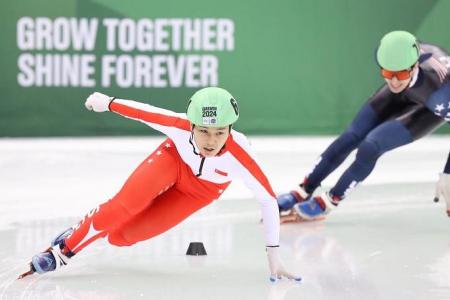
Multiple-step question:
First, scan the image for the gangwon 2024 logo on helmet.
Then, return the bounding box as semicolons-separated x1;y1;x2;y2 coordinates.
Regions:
202;106;217;125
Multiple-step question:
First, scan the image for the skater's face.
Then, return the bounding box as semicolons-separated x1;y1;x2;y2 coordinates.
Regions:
192;125;230;157
382;63;419;94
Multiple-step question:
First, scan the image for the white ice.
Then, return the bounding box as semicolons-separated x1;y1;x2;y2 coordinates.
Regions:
1;136;450;300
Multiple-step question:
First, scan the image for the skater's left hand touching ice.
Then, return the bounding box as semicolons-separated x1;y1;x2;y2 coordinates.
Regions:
266;246;301;283
434;173;450;217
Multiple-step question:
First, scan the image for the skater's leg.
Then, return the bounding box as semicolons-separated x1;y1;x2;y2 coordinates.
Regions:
277;86;406;213
304;84;411;193
109;159;230;246
278;103;381;213
304;104;380;193
65;139;179;254
293;106;445;220
278;104;381;213
330;105;444;199
108;187;213;246
24;140;180;276
293;120;413;220
329;120;412;198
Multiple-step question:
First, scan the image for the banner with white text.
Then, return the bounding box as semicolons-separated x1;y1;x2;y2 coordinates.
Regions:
1;0;450;136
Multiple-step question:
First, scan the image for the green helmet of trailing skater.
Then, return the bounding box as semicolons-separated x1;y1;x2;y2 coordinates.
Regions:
376;30;420;71
187;87;239;127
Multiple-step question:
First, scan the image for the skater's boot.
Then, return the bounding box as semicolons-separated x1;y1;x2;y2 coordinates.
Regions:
19;228;75;278
293;192;339;220
32;227;75;274
277;178;312;211
31;245;70;274
51;227;74;247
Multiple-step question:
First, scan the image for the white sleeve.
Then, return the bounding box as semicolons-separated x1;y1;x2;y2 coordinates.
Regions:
229;132;280;246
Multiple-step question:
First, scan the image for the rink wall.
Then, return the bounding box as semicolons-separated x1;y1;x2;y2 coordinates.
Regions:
1;0;450;136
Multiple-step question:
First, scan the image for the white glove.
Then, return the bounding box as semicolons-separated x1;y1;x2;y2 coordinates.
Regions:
266;246;301;283
434;173;450;217
85;92;113;112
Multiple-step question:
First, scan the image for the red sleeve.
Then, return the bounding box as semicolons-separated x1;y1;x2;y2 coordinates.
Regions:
110;100;191;131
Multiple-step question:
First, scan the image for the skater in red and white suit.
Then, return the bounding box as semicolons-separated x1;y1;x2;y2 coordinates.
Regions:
23;87;300;282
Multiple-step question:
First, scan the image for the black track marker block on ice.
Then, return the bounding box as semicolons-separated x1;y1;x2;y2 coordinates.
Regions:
186;242;207;256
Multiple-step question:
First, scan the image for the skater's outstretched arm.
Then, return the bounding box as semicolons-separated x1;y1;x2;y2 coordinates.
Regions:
227;132;301;282
227;131;280;244
85;92;191;136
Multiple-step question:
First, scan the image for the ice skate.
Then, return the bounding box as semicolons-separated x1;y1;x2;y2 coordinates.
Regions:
280;208;326;223
18;228;74;279
277;183;310;210
293;192;337;221
278;182;322;223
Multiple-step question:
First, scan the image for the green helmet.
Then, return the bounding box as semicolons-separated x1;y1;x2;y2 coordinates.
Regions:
186;87;239;127
376;31;420;71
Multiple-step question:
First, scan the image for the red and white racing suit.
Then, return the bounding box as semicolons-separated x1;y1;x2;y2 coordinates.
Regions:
64;99;280;254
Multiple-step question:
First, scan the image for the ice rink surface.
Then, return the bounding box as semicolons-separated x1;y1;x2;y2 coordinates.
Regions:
1;136;450;300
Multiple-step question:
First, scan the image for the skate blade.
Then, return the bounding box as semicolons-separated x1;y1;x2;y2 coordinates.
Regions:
280;211;326;224
17;264;35;280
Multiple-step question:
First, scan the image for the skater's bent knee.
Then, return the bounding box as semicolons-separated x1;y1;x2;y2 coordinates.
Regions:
356;139;381;161
108;231;136;247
